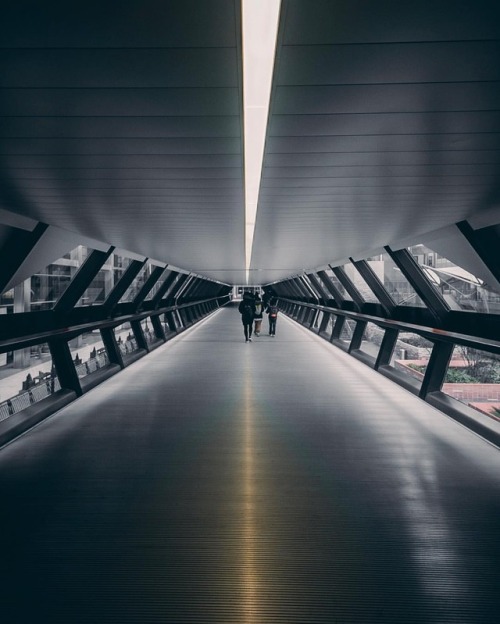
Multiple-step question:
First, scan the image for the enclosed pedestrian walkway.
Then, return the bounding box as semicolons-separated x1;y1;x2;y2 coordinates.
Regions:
1;305;499;623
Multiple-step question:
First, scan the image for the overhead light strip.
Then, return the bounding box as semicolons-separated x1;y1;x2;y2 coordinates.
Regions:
242;0;281;284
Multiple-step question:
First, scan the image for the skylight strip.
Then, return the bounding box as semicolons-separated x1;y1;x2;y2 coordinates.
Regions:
242;0;281;284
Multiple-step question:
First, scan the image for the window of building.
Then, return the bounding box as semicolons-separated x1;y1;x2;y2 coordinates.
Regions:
1;245;89;314
408;244;500;315
366;253;426;307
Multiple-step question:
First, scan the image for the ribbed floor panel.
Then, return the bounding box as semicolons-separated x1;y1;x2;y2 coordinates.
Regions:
1;307;499;623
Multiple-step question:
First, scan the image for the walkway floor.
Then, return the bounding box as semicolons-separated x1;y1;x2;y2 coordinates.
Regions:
1;305;499;623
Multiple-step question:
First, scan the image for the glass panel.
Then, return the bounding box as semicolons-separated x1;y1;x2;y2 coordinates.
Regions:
119;262;154;303
68;331;109;379
1;245;89;313
391;332;434;386
341;263;379;303
0;342;60;422
442;345;500;421
339;318;357;346
76;251;134;307
312;310;324;330
358;322;385;358
323;267;352;301
302;275;322;299
110;253;133;289
367;253;426;307
114;323;139;356
144;268;170;301
141;318;157;345
408;244;500;314
319;312;334;336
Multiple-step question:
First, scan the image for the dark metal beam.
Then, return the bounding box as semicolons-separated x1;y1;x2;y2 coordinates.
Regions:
307;273;329;301
349;258;396;313
292;277;310;299
0;223;49;294
132;265;166;312
151;314;166;341
456;221;500;284
419;341;454;399
384;246;449;324
330;265;364;307
151;270;180;308
49;337;82;397
104;259;147;313
280;279;297;298
316;270;343;306
375;328;399;370
100;327;125;369
130;319;148;352
53;247;114;315
170;273;191;303
301;275;320;303
348;320;367;353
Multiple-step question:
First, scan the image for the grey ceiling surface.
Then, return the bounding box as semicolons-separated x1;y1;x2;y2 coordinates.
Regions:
250;0;500;284
1;1;500;286
0;0;246;284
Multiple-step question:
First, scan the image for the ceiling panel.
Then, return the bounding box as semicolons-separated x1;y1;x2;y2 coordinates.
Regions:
2;1;500;287
0;0;245;284
268;114;500;138
251;0;500;284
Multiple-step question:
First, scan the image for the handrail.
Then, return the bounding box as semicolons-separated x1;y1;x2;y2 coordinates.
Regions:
0;295;230;353
279;297;500;356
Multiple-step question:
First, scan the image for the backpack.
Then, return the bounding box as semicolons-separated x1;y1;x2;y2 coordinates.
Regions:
268;305;278;319
243;303;254;319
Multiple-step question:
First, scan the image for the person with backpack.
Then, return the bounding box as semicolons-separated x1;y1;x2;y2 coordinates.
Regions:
266;297;279;336
253;293;264;336
238;291;256;342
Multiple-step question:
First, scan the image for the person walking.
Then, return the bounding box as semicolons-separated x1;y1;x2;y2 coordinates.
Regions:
266;297;279;336
238;291;256;342
262;290;271;309
253;293;264;336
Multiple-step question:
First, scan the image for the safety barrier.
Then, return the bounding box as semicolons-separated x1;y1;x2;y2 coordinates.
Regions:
279;297;500;447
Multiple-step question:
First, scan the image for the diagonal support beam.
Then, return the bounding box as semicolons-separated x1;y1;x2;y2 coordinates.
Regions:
54;247;114;315
0;223;49;294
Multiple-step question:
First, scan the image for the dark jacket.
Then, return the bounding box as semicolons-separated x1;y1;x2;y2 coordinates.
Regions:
238;295;255;324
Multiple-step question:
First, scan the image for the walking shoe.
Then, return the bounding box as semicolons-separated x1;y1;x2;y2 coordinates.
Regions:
248;338;252;342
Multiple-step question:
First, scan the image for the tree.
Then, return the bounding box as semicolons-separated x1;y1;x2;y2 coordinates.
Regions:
456;346;500;383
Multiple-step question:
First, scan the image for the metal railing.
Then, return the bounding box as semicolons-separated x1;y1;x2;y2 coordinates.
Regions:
0;377;62;423
279;297;500;446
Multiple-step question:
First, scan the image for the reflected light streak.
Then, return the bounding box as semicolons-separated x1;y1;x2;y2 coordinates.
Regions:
242;358;258;621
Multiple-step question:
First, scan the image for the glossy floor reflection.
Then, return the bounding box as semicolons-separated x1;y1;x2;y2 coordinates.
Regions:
1;306;499;623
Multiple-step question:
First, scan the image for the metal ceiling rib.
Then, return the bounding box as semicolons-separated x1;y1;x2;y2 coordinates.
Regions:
0;0;245;284
250;0;500;285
